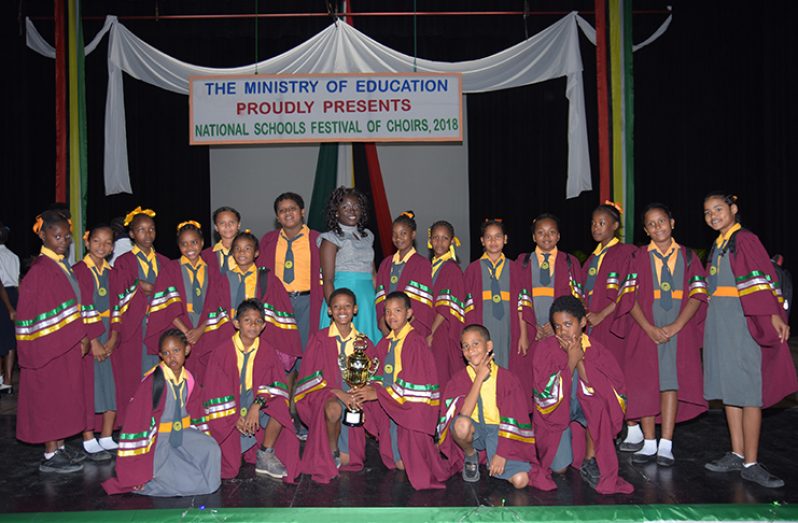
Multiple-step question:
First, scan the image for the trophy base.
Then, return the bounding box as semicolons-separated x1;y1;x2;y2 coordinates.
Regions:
342;408;364;427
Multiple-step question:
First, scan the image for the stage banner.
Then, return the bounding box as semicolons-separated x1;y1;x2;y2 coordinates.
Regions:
189;73;462;145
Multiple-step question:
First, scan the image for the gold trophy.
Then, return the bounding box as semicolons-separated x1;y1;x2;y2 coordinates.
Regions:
338;334;380;427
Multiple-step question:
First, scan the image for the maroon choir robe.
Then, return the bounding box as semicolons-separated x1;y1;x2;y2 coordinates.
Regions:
203;336;300;482
463;258;537;406
112;251;182;425
430;259;466;385
73;261;121;432
164;260;234;385
720;229;798;407
15;256;98;443
437;366;556;491
612;245;708;422
201;245;226;274
294;328;376;484
361;326;449;490
102;367;211;494
257;228;324;338
580;242;636;363
516;250;584;304
532;336;634;495
219;266;302;371
375;252;434;337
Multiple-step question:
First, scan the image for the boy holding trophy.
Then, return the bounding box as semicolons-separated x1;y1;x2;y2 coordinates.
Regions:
349;291;450;490
296;288;377;483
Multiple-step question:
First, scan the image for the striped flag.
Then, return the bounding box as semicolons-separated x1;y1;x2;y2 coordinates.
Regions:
67;0;88;257
608;0;635;239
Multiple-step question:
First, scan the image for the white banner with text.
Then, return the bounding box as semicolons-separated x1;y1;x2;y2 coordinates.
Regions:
189;73;463;145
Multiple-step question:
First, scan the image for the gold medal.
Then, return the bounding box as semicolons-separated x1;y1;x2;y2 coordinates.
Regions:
195;287;202;297
240;407;248;417
660;281;672;292
541;261;550;270
492;294;502;303
284;260;293;270
172;420;183;432
384;364;393;374
710;266;717;276
97;287;107;297
390;275;399;284
588;267;597;276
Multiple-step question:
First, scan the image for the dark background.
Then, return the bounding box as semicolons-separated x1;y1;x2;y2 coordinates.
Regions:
3;1;796;325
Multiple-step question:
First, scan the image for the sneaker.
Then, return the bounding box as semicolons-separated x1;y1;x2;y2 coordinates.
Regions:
741;463;784;489
39;450;84;473
705;452;743;473
580;457;600;489
462;453;480;483
60;445;87;464
619;440;644;453
333;450;342;469
85;449;114;463
255;448;287;479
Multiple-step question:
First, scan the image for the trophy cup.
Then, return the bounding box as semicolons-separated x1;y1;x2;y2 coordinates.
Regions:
338;334;380;427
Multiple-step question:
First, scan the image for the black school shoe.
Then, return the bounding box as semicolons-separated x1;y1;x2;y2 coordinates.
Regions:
60;445;87;464
631;451;657;465
741;463;785;489
85;449;114;462
580;458;601;490
39;450;84;473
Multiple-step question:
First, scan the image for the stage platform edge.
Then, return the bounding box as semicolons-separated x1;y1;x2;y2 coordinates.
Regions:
0;503;795;523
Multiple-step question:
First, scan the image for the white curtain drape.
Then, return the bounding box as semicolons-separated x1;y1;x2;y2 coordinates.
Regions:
27;12;594;198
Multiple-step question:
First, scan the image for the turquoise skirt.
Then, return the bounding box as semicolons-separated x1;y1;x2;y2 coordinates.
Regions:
319;271;382;344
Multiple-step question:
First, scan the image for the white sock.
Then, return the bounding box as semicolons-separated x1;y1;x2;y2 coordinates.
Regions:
636;439;657;455
99;436;118;450
743;461;757;468
83;438;104;454
657;438;673;459
44;451;56;460
624;424;644;444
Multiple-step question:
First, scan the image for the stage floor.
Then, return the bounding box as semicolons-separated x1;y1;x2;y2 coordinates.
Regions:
0;404;796;515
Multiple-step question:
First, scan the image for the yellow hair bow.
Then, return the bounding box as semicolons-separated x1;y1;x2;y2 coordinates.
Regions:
176;220;202;233
603;200;624;215
123;206;156;227
83;231;90;242
32;215;43;235
400;211;415;220
426;228;432;249
243;228;252;234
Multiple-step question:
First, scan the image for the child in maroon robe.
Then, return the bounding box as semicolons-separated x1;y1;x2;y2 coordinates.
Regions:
426;220;466;385
167;221;233;386
701;193;797;488
350;291;450;490
102;329;221;496
220;231;302;372
516;213;583;343
203;299;300;482
580;203;636;363
612;204;708;466
73;225;121;460
112;207;182;425
16;210;103;473
375;211;434;338
295;288;376;483
463;219;536;404
533;296;634;495
438;324;554;491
